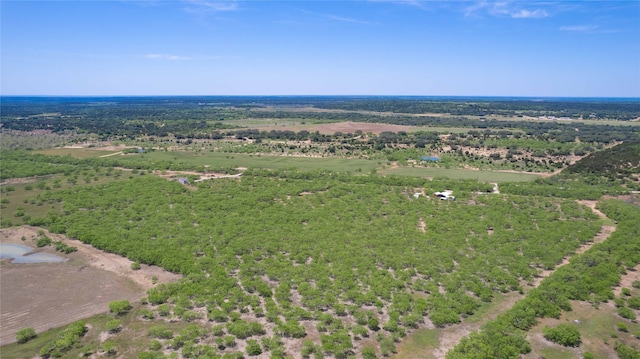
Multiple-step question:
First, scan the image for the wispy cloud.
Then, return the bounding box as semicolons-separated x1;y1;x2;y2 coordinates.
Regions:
368;0;430;10
511;9;548;19
464;1;549;19
559;25;598;32
558;25;618;34
327;15;373;24
182;0;239;14
298;8;374;25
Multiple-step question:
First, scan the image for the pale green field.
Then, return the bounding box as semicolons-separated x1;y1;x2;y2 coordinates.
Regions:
464;115;640;127
141;151;381;173
37;148;120;158
30;147;544;182
379;166;542;182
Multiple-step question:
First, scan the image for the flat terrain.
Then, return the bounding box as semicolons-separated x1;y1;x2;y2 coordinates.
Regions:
0;226;181;345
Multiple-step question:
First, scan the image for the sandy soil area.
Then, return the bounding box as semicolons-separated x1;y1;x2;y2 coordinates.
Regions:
0;226;181;345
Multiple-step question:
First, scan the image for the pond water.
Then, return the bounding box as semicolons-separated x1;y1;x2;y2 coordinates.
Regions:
0;243;67;263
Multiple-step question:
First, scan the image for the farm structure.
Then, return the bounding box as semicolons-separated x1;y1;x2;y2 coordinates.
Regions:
434;190;455;200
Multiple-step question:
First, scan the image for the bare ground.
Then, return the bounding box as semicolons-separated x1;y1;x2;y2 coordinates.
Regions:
0;226;181;345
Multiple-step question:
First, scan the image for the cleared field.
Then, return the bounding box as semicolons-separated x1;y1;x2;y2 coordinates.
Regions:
141;151;382;172
0;226;181;346
36;148;120;158
462;115;640;127
379;166;542;182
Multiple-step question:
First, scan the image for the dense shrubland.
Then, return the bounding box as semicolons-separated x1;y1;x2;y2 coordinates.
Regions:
447;199;640;358
16;168;607;357
0;150;238;181
564;140;640;189
2;97;639;358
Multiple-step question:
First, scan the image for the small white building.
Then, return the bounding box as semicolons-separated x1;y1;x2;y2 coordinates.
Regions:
434;190;455;201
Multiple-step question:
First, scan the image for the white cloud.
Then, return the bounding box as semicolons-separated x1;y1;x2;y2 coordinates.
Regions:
511;9;548;18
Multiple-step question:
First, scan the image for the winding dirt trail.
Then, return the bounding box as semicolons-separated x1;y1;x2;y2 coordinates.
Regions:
421;200;616;359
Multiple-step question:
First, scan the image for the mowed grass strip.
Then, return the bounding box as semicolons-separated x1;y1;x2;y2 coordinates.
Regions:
379;167;542;182
36;148;120;158
141;151;381;173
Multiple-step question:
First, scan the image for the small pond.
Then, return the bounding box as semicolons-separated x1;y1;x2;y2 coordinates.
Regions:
0;243;68;264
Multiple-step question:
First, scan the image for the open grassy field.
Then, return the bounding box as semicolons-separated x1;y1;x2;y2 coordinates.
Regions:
131;150;383;173
462;115;640;127
36;148;120;158
378;166;542;182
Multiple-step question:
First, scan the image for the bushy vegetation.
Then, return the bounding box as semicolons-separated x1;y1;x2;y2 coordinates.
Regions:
108;300;132;315
4;166;608;357
38;321;87;358
542;324;581;347
564;141;640;189
448;199;640;358
15;327;37;344
2;97;640;358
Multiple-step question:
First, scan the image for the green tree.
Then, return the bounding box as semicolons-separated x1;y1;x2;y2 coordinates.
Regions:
102;341;117;355
542;324;581;347
362;346;377;359
16;327;37;344
618;307;637;320
109;300;132;315
246;339;262;356
106;319;121;333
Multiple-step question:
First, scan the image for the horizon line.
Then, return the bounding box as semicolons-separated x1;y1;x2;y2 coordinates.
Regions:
2;95;640;100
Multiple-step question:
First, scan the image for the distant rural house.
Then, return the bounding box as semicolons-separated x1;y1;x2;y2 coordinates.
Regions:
178;178;188;185
421;156;440;162
434;190;455;201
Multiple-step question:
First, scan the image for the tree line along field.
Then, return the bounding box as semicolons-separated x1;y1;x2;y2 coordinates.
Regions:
1;97;639;359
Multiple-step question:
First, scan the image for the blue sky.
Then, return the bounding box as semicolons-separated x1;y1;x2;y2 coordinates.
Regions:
2;0;639;97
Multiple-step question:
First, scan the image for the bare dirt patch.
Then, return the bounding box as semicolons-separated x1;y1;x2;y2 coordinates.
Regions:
0;226;181;345
613;263;640;297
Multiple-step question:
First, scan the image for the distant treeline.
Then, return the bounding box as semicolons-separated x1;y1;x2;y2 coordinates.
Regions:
2;97;639;143
311;98;640;119
4;96;638;118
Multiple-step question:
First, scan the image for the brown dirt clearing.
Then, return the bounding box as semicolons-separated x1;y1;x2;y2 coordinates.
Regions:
0;226;181;345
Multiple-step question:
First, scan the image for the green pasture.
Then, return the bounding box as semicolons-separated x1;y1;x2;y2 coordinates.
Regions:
36;148;121;158
379;166;542;182
139;151;381;173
